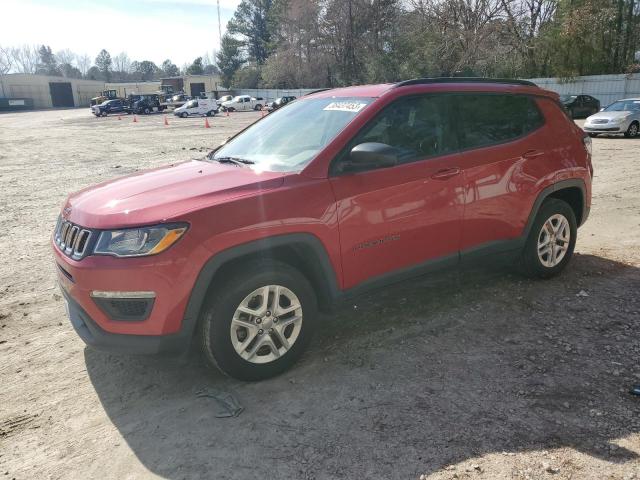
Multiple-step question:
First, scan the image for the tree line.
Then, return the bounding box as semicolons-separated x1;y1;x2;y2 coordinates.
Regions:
0;45;219;82
216;0;640;88
1;0;638;89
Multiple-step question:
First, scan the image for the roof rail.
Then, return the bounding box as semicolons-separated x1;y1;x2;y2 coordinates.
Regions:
304;88;332;96
394;77;537;88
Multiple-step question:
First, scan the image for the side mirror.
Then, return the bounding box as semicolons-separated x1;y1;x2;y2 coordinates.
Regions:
345;143;398;172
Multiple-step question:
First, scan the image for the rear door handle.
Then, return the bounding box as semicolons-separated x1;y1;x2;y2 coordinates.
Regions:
431;167;461;180
523;149;545;159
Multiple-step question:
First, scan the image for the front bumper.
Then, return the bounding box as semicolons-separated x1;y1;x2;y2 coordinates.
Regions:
60;287;189;355
583;125;622;132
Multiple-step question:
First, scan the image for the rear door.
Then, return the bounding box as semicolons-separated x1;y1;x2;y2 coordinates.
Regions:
330;94;465;289
451;93;550;253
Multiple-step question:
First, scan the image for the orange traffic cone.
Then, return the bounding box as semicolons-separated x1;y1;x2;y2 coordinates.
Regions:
164;115;169;126
261;107;265;118
204;117;211;128
133;115;138;123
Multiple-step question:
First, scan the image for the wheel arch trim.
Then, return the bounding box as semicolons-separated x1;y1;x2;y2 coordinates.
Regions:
523;178;588;238
180;233;340;340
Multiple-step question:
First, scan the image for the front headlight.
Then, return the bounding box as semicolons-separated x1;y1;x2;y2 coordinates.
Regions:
612;116;627;124
94;223;188;257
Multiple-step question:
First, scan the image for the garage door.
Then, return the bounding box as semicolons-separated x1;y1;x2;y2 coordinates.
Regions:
49;82;74;107
190;83;205;97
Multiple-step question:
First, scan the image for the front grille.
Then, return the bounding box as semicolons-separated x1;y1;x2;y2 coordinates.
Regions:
54;217;93;260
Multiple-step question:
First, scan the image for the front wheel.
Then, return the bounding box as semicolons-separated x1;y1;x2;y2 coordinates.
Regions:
197;260;317;381
180;112;188;118
624;121;639;138
520;198;577;279
144;107;151;115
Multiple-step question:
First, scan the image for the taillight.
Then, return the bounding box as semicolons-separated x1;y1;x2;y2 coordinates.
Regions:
582;135;592;156
582;135;594;178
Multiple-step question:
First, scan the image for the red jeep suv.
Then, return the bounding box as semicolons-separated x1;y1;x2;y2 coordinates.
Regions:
53;78;592;380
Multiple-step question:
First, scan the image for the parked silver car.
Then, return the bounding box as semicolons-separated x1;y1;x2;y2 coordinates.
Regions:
583;98;640;138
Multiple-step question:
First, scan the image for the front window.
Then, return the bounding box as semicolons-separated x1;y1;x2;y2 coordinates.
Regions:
184;100;198;108
211;97;373;172
603;100;640;112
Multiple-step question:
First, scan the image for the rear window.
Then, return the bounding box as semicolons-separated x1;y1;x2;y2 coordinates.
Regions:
456;94;544;149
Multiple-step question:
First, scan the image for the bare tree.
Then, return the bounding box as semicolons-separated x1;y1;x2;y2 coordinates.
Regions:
0;45;12;74
113;52;131;76
56;49;76;66
10;45;39;74
76;53;91;77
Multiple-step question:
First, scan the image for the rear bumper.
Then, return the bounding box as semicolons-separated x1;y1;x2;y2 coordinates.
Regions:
61;286;190;355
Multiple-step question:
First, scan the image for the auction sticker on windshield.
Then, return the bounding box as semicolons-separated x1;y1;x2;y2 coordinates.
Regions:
323;102;368;113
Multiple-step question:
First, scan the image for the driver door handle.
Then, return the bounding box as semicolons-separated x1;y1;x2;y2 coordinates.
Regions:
431;167;461;180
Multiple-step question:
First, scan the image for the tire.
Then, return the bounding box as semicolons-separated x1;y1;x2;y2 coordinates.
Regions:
254;104;262;111
520;198;577;279
206;111;213;117
180;112;188;118
624;121;639;138
197;259;317;381
144;107;151;115
588;133;598;138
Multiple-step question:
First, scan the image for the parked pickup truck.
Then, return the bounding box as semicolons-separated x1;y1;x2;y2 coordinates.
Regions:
130;94;167;114
91;99;130;117
173;99;219;117
221;95;265;112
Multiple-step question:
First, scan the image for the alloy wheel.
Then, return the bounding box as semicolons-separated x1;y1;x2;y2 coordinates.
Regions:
537;213;570;267
230;285;303;364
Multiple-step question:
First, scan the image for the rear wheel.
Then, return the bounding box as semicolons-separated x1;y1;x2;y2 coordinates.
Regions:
520;198;577;279
197;260;317;381
254;104;263;111
180;112;188;118
624;121;639;138
144;107;151;115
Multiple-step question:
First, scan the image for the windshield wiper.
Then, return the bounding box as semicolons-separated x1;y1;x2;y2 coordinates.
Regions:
212;156;255;167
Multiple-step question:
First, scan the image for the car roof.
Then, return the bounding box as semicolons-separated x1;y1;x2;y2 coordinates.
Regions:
306;77;553;100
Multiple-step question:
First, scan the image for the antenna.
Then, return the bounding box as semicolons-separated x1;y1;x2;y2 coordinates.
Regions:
217;0;222;47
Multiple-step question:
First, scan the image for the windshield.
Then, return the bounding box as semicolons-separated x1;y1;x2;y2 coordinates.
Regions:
603;100;640;112
211;96;373;172
559;95;577;102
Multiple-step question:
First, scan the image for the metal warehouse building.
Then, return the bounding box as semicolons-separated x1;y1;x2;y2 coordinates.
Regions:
0;74;105;109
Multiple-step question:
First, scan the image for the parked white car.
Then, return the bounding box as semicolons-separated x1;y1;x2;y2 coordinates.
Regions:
583;98;640;138
216;95;233;106
173;99;219;118
221;95;265;112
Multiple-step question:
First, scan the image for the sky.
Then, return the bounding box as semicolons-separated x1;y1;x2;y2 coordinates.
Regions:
1;0;242;67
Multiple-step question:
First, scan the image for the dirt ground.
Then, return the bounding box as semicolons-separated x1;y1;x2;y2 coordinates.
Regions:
0;108;639;480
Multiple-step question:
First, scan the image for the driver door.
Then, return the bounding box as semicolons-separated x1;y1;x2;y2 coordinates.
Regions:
329;94;465;290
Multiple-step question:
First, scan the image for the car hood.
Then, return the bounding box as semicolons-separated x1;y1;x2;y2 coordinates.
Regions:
587;111;632;121
63;159;285;229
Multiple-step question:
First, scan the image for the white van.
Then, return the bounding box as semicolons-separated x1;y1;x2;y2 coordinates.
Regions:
173;99;219;118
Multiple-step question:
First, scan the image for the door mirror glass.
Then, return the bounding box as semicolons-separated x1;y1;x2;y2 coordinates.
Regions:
346;143;398;172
